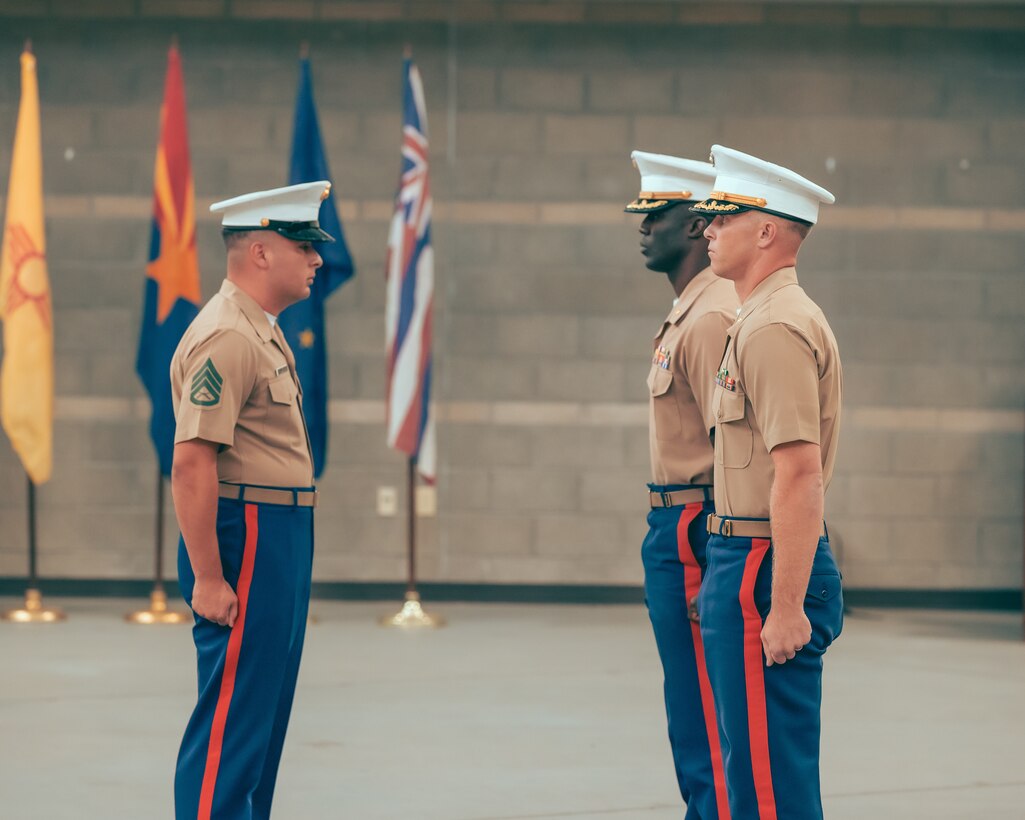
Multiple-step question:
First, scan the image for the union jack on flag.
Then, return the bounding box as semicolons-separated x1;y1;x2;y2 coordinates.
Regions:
385;56;435;481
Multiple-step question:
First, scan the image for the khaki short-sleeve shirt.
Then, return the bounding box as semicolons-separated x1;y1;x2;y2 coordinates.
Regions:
648;267;739;485
711;267;842;517
171;279;314;488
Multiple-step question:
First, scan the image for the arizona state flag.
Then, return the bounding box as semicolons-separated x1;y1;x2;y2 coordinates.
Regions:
135;42;201;477
0;46;53;485
280;56;355;478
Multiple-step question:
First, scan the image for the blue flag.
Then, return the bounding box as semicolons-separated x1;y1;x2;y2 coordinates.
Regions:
281;56;356;478
136;44;201;477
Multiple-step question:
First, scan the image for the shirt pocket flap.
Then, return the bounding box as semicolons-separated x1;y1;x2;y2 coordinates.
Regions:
648;367;672;397
716;388;746;423
268;375;296;405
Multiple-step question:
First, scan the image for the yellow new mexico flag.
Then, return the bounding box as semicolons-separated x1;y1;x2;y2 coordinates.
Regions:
0;48;53;484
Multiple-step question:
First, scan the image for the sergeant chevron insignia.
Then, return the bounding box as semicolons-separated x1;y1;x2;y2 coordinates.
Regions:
190;358;223;406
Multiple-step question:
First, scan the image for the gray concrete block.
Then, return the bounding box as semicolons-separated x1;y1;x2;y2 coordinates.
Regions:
495;314;580;357
443;424;534;468
580;467;649;514
720;117;896;165
48;217;146;263
442;513;533;556
491;468;577;513
588;71;674;113
892;432;981;475
848;475;936;517
988;119;1025;159
534;514;627;556
630;116;719;159
457;112;543;156
623;427;651;470
493;155;583;199
529;427;626;468
544;114;630;156
936;472;1024;518
441;468;492;511
456;68;498;109
85;420;151;465
537;360;627;402
851;72;945;116
897;119;988;162
834;428;893;474
580;315;657;361
445;355;537;400
984;366;1025;410
501;68;584;111
54;308;137;354
579;156;636;201
945;162;1025;207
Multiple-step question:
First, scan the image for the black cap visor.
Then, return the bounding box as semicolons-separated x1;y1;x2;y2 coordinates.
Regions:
223;220;336;243
624;198;693;215
689;199;812;227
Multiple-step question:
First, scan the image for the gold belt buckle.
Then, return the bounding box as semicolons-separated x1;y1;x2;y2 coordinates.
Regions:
661;491;673;507
721;518;732;537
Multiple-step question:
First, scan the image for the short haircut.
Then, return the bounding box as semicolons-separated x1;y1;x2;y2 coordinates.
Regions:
786;220;812;241
221;229;252;250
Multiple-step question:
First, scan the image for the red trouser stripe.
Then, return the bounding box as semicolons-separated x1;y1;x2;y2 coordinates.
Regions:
740;537;777;820
197;503;260;820
676;504;731;820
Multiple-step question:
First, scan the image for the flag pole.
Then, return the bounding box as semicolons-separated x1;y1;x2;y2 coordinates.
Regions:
379;457;444;628
126;468;188;624
2;477;65;622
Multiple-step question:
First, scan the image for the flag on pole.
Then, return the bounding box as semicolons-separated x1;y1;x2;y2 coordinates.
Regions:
385;55;436;482
135;42;201;477
281;54;355;478
0;45;53;485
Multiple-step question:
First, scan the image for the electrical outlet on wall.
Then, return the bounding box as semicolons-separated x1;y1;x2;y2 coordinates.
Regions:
376;486;398;517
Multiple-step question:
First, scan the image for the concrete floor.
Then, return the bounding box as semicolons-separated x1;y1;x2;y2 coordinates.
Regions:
1;598;1023;820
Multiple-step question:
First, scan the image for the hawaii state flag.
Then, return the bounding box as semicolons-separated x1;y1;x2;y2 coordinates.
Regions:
0;46;53;486
280;55;355;479
135;42;201;477
385;56;436;482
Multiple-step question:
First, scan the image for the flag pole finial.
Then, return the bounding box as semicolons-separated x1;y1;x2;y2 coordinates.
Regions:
403;43;412;59
171;34;179;50
23;38;32;54
300;41;309;59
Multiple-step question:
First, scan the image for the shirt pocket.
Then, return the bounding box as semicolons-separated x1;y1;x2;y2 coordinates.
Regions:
268;374;297;406
714;388;753;468
647;366;680;440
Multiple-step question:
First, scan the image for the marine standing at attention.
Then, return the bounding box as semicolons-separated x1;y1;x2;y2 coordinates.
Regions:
628;150;738;819
691;145;844;820
171;181;333;820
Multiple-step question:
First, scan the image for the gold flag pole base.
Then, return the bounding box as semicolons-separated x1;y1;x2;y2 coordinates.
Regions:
2;588;66;623
379;591;445;629
125;587;190;625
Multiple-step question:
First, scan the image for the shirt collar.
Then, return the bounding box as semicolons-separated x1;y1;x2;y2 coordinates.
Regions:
663;266;721;326
219;279;274;342
737;266;799;321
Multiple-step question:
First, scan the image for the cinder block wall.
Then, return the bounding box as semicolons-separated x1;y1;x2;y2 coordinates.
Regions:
0;1;1022;592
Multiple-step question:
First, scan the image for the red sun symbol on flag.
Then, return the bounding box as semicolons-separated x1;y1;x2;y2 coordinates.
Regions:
4;223;51;329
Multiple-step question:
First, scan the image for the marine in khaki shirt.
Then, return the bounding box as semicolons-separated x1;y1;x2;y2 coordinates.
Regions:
629;151;736;818
172;278;313;489
649;266;737;486
710;265;842;518
689;145;843;820
170;181;333;820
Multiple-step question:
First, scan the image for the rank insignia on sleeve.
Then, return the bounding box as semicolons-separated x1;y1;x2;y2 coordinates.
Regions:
715;366;736;391
652;345;672;370
190;358;224;406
